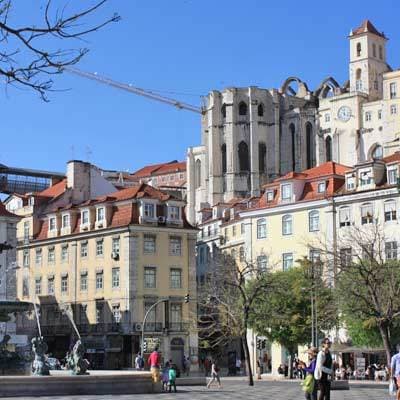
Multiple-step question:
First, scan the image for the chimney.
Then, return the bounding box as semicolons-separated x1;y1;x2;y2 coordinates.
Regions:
67;160;91;203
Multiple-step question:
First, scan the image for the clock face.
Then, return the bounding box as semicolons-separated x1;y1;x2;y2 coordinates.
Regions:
337;106;352;122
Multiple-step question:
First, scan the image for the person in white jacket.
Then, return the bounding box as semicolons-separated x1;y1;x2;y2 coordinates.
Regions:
314;338;333;400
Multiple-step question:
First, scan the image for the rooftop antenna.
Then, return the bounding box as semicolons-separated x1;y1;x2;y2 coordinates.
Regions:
85;146;93;163
70;145;75;160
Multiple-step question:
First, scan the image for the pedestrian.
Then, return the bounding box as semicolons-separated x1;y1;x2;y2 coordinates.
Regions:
390;344;400;400
148;347;161;383
162;361;170;391
135;353;143;370
185;356;191;376
236;357;241;376
300;347;318;400
204;357;211;377
169;364;177;393
314;338;333;400
207;360;222;389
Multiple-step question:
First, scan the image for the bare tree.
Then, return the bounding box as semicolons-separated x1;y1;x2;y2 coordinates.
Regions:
198;253;271;386
0;0;120;100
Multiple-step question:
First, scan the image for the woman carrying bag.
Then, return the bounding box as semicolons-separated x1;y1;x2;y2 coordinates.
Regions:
300;347;318;400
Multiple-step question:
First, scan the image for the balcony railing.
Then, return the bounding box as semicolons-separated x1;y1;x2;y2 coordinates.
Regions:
168;322;189;332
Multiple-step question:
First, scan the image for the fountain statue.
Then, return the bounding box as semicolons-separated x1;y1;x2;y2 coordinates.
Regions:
31;336;50;376
66;339;89;375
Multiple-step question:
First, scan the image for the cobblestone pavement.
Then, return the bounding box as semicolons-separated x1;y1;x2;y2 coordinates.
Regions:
1;380;390;400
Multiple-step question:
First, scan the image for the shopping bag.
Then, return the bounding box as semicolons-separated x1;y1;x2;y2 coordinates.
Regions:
302;374;314;394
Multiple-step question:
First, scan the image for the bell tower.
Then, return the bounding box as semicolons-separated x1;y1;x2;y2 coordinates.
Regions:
349;20;388;100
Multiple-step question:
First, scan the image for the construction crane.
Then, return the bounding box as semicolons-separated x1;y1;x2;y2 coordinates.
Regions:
65;67;204;114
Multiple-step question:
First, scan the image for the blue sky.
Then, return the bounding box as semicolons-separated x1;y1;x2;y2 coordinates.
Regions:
2;0;399;174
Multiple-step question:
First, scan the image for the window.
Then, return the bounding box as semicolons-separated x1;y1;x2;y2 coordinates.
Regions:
238;141;250;172
257;218;267;239
232;225;236;237
48;247;55;263
388;168;398;185
144;203;155;218
35;249;42;266
325;136;332;162
385;241;398;260
22;277;29;297
170;303;182;326
325;113;330;122
384;201;397;222
390;82;397;99
221;104;226;119
346;176;356;190
309;210;320;232
144;234;156;253
259;142;267;172
170;268;182;289
238;102;247;116
144;267;156;288
112;237;120;256
96;271;104;290
96;240;104;257
339;207;351;227
195;159;201;189
391;104;398;115
49;217;56;231
62;214;70;228
241;223;245;235
282;214;293;236
266;191;274;202
378;109;382;119
112;304;121;323
221;144;227;174
340;248;352;267
372;43;377;57
356;42;361;57
96;207;105;222
379;45;383;60
23;250;30;267
81;210;89;225
365;111;372;122
80;242;88;258
96;302;103;323
47;277;54;295
362;244;375;260
112;268;120;288
257;255;268;272
35;277;42;295
80;273;88;292
281;184;292;201
239;246;245;262
309;249;320;264
61;276;68;293
317;182;326;193
257;103;264;117
60;245;68;262
168;206;180;220
361;204;373;225
360;170;372;186
282;253;293;271
231;249;236;260
79;304;87;324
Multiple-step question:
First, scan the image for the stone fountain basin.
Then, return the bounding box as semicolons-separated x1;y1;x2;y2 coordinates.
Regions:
0;370;162;397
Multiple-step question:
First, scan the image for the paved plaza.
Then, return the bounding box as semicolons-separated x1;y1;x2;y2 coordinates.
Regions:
0;380;390;400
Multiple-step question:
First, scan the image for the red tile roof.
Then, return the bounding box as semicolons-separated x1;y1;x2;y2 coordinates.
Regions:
36;179;67;198
351;20;386;38
131;160;186;179
383;151;400;164
0;202;19;219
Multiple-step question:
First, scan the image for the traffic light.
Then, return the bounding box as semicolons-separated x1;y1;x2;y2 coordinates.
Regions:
256;339;261;350
142;340;147;353
262;339;266;349
184;294;190;303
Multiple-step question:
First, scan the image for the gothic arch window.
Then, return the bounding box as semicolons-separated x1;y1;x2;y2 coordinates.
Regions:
238;141;250;172
238;102;247;116
325;136;332;162
356;42;361;57
195;159;201;188
289;123;296;171
306;122;314;169
259;142;266;173
221;104;226;119
221;144;227;174
257;103;264;117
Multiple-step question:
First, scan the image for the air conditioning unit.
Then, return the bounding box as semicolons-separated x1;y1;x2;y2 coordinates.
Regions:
158;216;166;223
111;251;119;260
135;323;142;332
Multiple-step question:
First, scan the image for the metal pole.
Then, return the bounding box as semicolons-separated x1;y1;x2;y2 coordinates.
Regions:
311;290;314;347
141;298;168;358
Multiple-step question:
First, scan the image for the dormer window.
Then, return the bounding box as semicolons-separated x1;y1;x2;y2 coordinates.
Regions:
346;176;356;191
49;217;56;231
81;210;89;225
266;191;274;202
281;184;292;201
359;170;372;186
317;182;326;193
388;167;398;185
144;203;155;218
167;205;180;220
62;214;70;228
96;207;105;222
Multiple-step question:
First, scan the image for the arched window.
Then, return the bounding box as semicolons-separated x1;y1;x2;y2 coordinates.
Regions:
195;159;201;189
257;218;267;239
371;144;383;160
306;122;314;169
356;68;362;91
221;104;226;119
238;102;247;116
282;214;293;236
325;136;332;162
309;210;320;232
238;141;250;172
221;144;227;174
289;123;296;171
259;142;266;173
356;42;361;57
257;103;264;117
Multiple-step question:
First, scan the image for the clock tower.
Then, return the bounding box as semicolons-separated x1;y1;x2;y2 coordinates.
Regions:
349;20;389;101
